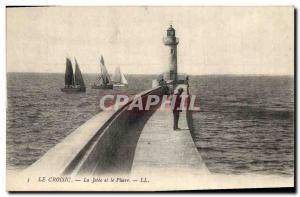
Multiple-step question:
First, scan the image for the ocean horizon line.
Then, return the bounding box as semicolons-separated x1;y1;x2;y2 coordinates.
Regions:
6;71;294;77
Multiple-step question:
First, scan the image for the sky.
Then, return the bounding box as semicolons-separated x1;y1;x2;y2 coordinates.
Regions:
6;6;294;75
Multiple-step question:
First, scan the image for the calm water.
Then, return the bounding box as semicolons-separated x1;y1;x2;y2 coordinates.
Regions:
7;73;294;176
190;75;294;176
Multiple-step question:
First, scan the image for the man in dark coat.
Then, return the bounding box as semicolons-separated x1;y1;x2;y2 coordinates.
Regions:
172;87;184;130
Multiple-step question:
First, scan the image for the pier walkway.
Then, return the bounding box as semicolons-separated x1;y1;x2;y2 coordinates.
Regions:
131;84;209;178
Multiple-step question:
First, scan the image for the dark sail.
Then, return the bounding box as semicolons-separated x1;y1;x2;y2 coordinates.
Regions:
100;55;105;66
74;58;85;87
65;58;74;86
99;56;110;85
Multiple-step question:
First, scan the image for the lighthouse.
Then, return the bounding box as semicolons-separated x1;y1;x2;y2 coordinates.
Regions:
163;25;179;82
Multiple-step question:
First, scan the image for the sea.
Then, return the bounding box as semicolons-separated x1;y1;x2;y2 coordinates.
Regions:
6;73;294;176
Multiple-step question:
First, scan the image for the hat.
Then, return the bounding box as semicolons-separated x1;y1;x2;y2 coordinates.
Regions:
177;87;184;93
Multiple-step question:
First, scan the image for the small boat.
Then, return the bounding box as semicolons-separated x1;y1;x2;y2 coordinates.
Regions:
92;56;113;89
112;66;128;87
61;57;86;93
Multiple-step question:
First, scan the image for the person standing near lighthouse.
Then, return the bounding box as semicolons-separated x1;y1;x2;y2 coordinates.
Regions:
172;87;184;130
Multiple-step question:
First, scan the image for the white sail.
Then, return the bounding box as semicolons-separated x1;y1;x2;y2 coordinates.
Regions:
112;67;120;83
112;66;128;85
120;70;128;85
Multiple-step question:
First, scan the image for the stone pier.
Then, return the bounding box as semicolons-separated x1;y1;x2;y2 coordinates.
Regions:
19;83;210;191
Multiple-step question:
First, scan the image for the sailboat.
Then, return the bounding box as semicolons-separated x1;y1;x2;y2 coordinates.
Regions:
61;57;86;93
112;66;128;87
92;56;113;89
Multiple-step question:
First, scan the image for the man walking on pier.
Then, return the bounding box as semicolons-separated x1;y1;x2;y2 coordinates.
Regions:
172;87;184;130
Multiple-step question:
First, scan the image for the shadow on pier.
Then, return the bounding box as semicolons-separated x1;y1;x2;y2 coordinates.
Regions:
93;102;161;175
63;87;166;176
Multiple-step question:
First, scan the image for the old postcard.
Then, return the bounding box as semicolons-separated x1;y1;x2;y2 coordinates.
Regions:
6;6;294;191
